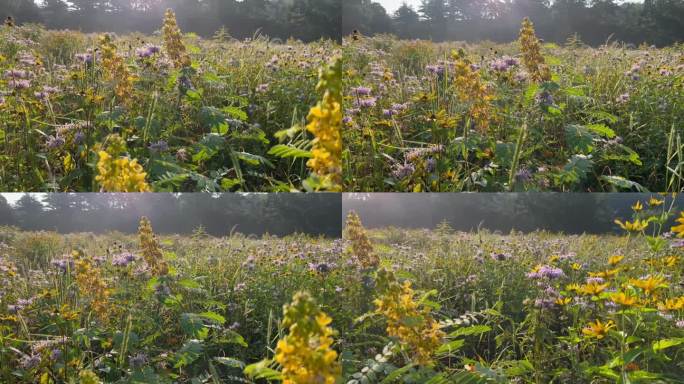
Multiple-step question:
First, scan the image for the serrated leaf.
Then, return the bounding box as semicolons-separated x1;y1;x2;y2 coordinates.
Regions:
450;325;492;338
268;144;312;159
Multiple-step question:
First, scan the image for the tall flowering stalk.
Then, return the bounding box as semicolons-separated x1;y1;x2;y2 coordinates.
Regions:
162;9;191;69
98;34;135;102
95;134;151;192
374;268;445;365
138;217;169;276
274;291;341;384
451;49;495;133
344;211;378;269
518;18;551;82
73;251;110;322
306;58;342;191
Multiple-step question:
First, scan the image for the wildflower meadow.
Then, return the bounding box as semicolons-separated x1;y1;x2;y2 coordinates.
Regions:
343;19;683;192
0;10;342;192
1;196;684;383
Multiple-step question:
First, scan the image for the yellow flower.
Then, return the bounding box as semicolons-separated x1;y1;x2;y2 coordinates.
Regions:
657;297;684;312
343;211;378;269
579;281;610;296
648;197;664;207
610;291;639;307
566;283;581;292
582;319;615;339
662;255;679;267
614;218;649;232
518;18;551;82
631;201;643;212
306;58;342;191
608;255;624;265
555;297;572;306
73;251;110;322
629;275;667;296
274;292;341;384
138;217;169;276
450;49;495;133
95;135;150;192
78;370;102;384
374;268;445;365
571;263;582;271
589;268;620;280
671;211;684;238
162;9;191;68
98;34;135;102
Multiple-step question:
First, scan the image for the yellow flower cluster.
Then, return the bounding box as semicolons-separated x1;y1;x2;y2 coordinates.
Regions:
73;251;111;322
582;319;615;339
451;49;495;133
518;18;551;83
344;211;378;269
672;211;684;237
138;217;169;276
96;135;151;192
162;9;191;68
374;268;445;365
614;218;649;232
275;291;341;384
98;34;135;102
306;58;342;191
78;369;103;384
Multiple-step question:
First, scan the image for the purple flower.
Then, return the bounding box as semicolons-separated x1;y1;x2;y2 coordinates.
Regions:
426;157;436;173
392;162;415;179
74;131;85;144
50;349;62;361
20;354;41;370
148;140;169;153
3;69;29;79
536;90;554;107
527;265;565;279
129;353;148;368
51;258;74;272
75;53;94;64
351;86;372;96
256;83;269;93
342;116;353;124
8;79;31;89
46;135;65;149
382;109;394;117
112;252;137;267
490;252;512;261
616;93;630;104
515;168;533;183
358;97;377;108
425;64;444;75
586;276;604;284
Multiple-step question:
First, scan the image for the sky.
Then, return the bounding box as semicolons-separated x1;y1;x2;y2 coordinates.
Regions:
375;0;421;14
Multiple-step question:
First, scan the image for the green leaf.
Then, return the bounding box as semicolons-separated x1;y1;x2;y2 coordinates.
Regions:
586;123;615;138
222;106;248;121
436;339;466;355
379;364;415;383
653;338;684;352
450;325;492;338
200;311;226;325
268;144;312;159
213;357;245;369
235;151;275;168
600;176;648;192
174;339;204;368
565;124;596;153
178;279;202;290
244;360;282;380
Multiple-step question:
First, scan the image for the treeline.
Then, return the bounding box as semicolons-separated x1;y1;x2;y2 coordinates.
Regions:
343;0;684;46
0;194;342;237
0;0;341;41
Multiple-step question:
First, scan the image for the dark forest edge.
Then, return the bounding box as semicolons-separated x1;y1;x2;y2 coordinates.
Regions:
1;0;342;42
344;0;683;46
0;194;343;237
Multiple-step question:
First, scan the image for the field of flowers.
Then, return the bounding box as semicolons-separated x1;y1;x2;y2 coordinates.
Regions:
0;10;342;192
343;19;684;192
1;196;684;383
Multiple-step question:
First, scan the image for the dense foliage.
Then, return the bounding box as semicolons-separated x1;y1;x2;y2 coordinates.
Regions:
343;22;684;192
0;18;342;192
1;197;684;383
344;0;684;47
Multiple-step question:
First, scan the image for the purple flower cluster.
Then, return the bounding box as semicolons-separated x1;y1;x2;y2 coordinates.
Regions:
46;135;66;149
489;56;520;72
148;140;169;153
527;265;565;279
75;52;95;64
4;69;30;79
136;45;161;59
382;102;409;117
615;93;630;104
392;162;415;180
112;252;137;267
51;257;74;272
351;86;372;96
425;64;445;76
255;83;269;93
